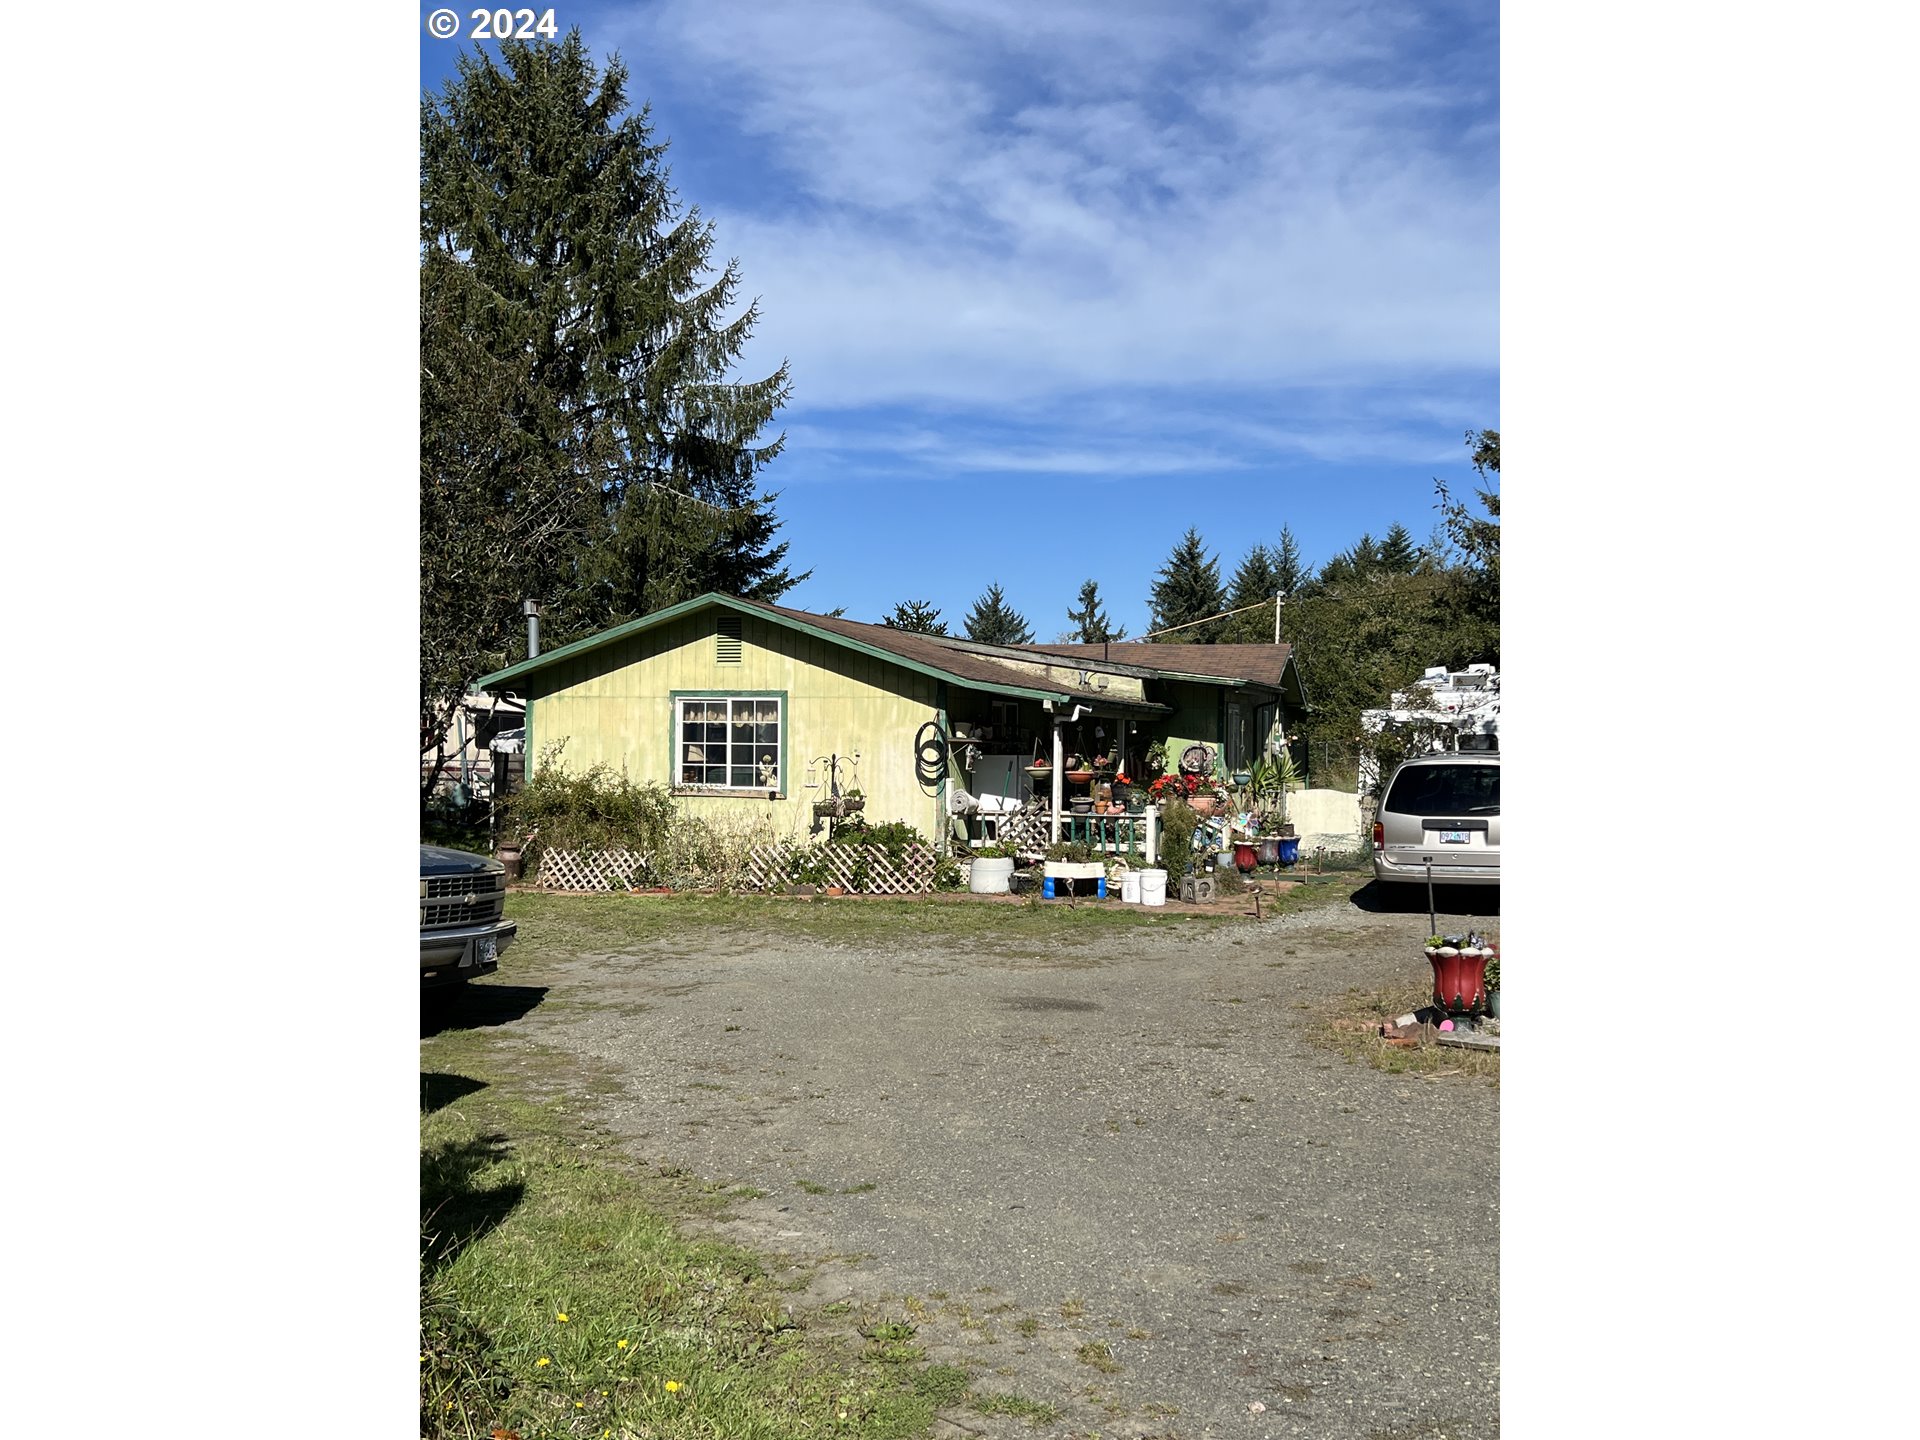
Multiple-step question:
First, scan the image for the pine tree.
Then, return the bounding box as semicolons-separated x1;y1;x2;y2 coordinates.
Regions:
1318;532;1381;587
1273;525;1306;596
420;35;805;796
1228;545;1279;609
1378;523;1419;573
881;600;949;635
1064;579;1127;643
962;583;1034;645
1146;529;1226;643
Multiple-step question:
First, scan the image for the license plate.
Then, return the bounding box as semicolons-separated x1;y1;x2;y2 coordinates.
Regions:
470;935;497;967
1439;830;1470;845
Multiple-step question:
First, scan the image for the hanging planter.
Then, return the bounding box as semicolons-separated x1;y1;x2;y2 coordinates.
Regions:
812;796;866;819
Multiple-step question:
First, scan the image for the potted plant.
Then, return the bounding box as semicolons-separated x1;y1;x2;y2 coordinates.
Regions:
1043;840;1105;895
1483;951;1501;1019
1187;773;1223;818
1424;932;1495;1017
1064;754;1094;784
1144;739;1169;777
967;840;1020;895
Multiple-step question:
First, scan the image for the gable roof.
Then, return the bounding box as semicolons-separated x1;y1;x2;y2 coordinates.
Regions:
476;593;1303;711
476;593;1163;711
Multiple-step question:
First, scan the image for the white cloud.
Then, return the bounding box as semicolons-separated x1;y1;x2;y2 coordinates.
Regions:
607;0;1495;448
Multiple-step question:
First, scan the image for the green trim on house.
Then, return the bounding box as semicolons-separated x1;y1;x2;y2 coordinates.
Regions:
478;593;1068;705
668;689;791;799
935;683;950;856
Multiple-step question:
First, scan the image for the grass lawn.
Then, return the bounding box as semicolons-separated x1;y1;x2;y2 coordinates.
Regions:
491;877;1360;968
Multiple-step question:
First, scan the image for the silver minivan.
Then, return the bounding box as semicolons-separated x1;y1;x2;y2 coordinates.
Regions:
1371;751;1500;886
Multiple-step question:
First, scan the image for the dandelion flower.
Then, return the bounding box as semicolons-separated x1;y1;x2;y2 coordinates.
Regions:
616;1339;629;1350
665;1379;682;1393
557;1312;569;1322
536;1357;551;1368
575;1402;584;1409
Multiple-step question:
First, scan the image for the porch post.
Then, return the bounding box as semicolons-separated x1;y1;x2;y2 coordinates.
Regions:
1144;805;1158;865
1050;718;1064;845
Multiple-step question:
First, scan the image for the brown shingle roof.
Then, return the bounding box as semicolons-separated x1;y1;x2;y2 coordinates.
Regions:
1007;641;1296;690
732;597;1095;701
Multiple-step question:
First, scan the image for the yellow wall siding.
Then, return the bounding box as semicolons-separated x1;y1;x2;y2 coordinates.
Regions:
526;612;946;840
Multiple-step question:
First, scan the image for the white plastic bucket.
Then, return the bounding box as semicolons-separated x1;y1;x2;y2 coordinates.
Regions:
1139;869;1167;907
1120;870;1142;904
969;857;1015;895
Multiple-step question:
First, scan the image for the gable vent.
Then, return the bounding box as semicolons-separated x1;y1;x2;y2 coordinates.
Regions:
715;615;743;664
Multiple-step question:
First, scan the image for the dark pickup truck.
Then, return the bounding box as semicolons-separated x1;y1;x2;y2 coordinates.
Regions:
420;844;517;990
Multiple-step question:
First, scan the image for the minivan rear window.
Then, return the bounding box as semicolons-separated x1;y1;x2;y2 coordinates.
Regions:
1382;763;1499;816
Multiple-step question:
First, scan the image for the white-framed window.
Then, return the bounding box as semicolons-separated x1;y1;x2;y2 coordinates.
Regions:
675;695;783;793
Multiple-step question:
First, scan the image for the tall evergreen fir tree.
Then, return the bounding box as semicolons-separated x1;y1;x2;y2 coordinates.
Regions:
1064;579;1127;643
1317;533;1381;587
1228;544;1279;609
881;600;948;635
1146;529;1226;642
962;583;1035;645
1378;523;1419;573
420;35;804;796
1273;526;1306;596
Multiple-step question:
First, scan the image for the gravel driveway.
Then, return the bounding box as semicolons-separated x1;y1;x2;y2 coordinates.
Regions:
481;887;1497;1440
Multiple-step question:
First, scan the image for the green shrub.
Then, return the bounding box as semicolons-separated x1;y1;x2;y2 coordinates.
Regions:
500;744;675;869
967;840;1020;860
1158;802;1200;884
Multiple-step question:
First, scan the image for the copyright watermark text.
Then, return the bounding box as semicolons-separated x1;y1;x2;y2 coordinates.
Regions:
426;8;561;41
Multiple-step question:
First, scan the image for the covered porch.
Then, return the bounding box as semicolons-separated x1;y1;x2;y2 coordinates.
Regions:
942;687;1172;863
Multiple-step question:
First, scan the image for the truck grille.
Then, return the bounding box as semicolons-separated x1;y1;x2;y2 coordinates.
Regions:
422;893;505;928
426;872;504;899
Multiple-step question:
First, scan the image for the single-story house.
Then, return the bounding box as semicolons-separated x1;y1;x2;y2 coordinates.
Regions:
474;593;1307;855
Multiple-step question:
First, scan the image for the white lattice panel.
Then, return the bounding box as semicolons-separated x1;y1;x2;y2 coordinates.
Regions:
532;848;654;891
542;840;938;894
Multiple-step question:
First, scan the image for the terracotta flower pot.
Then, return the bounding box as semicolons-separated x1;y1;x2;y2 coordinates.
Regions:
1188;796;1216;817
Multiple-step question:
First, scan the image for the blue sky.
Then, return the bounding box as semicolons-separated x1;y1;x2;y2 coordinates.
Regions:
421;0;1498;638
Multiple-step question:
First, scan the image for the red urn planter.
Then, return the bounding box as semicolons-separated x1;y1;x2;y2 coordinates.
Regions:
1426;947;1491;1017
1232;842;1258;874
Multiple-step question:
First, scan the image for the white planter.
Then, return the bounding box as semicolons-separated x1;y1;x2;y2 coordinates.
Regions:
1043;861;1107;881
969;856;1016;894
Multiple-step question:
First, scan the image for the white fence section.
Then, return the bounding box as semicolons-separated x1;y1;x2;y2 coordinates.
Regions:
532;841;937;894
